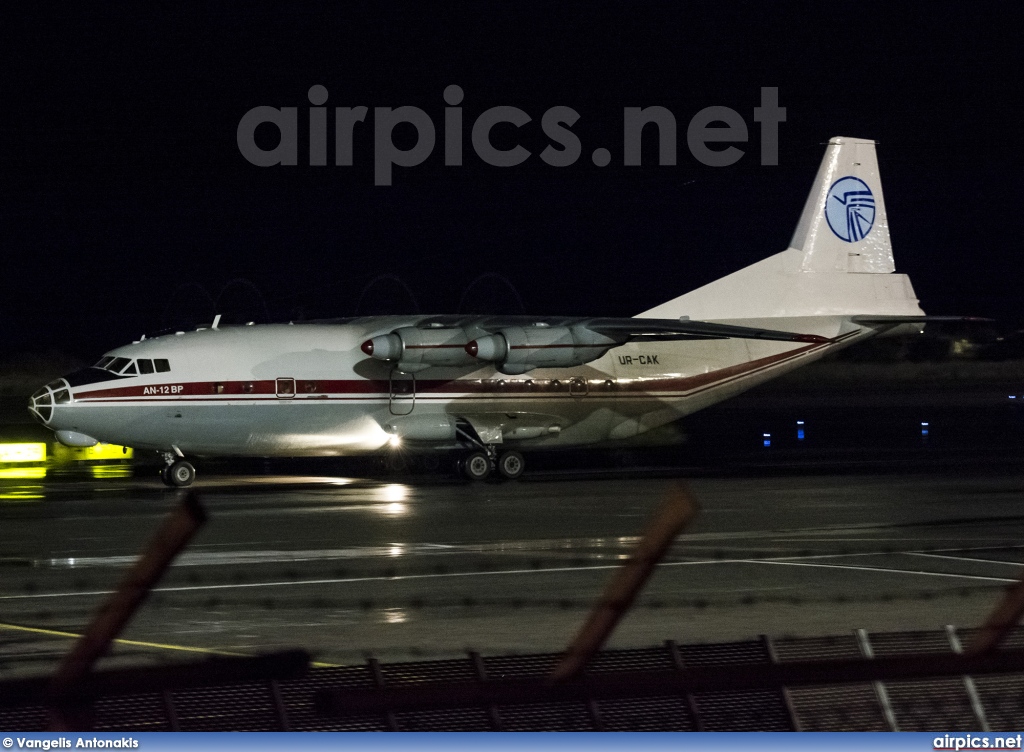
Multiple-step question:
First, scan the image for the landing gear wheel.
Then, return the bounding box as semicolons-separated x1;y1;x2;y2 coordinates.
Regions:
160;466;173;486
461;451;492;481
168;460;196;488
497;450;525;480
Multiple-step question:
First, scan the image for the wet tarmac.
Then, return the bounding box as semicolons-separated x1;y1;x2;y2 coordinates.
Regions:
3;464;1024;677
4;380;1024;676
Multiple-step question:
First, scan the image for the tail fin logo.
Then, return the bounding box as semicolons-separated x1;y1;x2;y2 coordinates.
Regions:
825;176;875;242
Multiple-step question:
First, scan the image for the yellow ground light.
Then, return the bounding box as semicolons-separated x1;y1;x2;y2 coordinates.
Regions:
0;467;47;480
50;442;133;462
0;442;47;462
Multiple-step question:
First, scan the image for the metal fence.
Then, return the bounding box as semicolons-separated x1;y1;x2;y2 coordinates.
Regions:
4;625;1024;731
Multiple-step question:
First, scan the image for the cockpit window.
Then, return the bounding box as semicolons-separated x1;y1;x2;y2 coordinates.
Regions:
107;357;130;373
95;356;169;375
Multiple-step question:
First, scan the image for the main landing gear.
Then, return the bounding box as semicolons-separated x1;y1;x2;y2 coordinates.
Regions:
458;447;525;481
497;450;525;479
160;450;195;488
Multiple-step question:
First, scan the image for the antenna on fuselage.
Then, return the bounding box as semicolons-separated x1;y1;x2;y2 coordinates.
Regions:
212;314;221;330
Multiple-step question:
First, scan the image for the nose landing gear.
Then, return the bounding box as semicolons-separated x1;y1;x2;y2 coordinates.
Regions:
160;450;195;487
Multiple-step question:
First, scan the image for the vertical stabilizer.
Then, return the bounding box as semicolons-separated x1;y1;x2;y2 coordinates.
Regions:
638;137;923;321
791;136;893;274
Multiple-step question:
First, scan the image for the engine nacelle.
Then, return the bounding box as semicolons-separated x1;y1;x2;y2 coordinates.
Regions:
361;333;403;360
466;324;620;375
361;326;478;372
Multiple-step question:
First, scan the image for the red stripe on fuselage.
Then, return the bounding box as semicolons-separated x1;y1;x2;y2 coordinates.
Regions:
72;335;847;403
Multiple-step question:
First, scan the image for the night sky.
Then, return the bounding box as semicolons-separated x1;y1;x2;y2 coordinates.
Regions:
0;3;1020;358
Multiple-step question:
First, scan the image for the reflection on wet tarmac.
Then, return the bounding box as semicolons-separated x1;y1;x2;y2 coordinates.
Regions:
0;467;46;481
4;398;1024;669
377;483;408;502
5;468;1024;670
90;465;132;479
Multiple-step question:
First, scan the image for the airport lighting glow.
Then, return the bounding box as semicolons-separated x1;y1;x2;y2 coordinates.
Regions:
0;442;47;463
51;442;133;462
379;483;409;503
81;443;133;460
91;465;133;479
0;467;46;480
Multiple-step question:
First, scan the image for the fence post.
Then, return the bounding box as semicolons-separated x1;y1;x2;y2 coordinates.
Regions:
367;657;400;731
161;690;180;731
269;679;290;731
855;628;899;731
469;651;503;731
585;696;605;731
945;625;990;731
761;634;801;731
47;491;207;730
666;639;704;731
966;570;1024;655
550;485;699;682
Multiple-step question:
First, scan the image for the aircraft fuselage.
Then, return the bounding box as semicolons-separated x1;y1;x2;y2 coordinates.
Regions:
31;315;865;458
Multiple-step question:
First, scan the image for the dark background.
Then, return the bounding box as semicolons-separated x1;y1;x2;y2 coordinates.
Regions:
0;2;1019;358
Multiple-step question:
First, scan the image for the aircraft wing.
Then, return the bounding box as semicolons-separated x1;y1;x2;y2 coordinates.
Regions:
401;315;830;344
850;315;993;325
584;318;829;344
360;315;831;375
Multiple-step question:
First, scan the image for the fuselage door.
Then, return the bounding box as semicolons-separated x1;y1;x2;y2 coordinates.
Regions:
389;369;415;415
276;377;296;399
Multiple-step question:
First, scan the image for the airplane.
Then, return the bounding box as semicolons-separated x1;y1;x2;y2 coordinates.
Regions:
30;137;956;487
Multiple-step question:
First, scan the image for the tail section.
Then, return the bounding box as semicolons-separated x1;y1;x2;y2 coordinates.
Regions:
640;137;924;321
791;136;893;274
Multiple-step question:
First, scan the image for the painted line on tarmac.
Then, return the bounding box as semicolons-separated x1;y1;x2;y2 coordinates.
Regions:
0;621;339;668
4;543;1020;603
905;551;1024;567
0;563;628;600
732;559;1017;583
0;561;996;600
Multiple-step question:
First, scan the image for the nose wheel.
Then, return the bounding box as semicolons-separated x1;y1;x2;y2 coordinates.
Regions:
160;459;196;487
